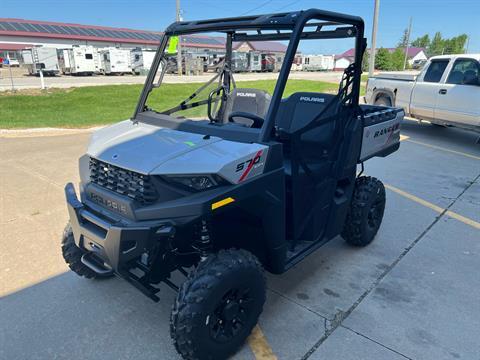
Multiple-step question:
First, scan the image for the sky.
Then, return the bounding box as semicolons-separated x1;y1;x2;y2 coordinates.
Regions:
2;0;479;55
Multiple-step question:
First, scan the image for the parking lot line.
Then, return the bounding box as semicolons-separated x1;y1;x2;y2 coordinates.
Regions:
384;183;480;230
404;139;480;161
248;325;278;360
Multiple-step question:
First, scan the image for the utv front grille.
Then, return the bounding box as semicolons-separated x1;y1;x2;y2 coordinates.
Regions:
89;157;158;205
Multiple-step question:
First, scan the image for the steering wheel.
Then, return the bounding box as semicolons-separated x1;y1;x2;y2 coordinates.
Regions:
207;86;226;122
228;111;264;128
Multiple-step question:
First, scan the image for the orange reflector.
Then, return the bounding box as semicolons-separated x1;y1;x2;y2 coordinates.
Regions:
211;197;235;210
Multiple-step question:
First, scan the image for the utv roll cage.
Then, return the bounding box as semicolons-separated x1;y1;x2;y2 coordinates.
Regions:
133;9;366;143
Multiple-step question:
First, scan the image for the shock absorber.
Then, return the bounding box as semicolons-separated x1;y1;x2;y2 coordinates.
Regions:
195;219;212;260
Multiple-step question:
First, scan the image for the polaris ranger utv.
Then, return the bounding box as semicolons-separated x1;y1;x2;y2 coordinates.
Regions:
62;9;403;360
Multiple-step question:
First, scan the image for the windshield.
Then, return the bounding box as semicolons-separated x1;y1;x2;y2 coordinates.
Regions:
134;10;365;142
144;32;288;127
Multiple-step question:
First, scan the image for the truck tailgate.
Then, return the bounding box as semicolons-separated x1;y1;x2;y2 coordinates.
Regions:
359;105;404;162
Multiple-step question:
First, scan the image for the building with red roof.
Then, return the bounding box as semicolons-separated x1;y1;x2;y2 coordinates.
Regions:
0;18;286;67
334;47;427;70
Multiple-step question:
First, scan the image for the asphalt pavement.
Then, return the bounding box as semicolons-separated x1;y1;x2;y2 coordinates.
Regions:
1;120;479;359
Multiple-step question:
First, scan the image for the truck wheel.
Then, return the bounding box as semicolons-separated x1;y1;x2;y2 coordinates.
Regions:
170;249;266;360
374;96;392;107
342;176;386;247
61;223;106;279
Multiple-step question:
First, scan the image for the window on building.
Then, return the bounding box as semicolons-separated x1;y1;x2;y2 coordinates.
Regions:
85;53;93;60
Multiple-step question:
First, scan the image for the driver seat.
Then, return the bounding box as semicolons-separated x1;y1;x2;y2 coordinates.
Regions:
223;88;271;126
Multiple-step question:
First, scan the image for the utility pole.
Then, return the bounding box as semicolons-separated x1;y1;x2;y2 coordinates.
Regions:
176;0;183;76
368;0;380;77
465;35;470;53
403;17;412;70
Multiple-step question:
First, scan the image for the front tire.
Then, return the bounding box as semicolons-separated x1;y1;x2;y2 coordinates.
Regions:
61;223;107;279
342;176;386;246
170;249;266;360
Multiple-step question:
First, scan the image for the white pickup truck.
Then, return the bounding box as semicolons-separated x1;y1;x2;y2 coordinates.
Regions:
365;54;480;132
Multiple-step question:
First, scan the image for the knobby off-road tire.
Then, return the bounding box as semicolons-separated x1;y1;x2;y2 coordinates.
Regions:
61;223;105;279
342;176;386;247
170;249;266;360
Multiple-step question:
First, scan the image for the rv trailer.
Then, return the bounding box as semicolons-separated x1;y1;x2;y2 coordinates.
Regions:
130;48;156;74
58;46;99;75
248;51;262;72
303;54;335;71
21;47;60;76
291;54;303;71
99;48;132;75
261;53;275;72
231;51;249;72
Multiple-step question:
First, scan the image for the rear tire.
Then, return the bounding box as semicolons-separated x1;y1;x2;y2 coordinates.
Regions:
61;223;106;279
170;249;266;360
374;96;392;107
342;176;386;247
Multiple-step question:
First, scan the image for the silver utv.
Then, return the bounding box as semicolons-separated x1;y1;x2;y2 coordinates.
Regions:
62;8;403;360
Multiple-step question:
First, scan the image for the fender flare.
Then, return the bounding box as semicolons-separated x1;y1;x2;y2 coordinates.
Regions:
371;88;396;106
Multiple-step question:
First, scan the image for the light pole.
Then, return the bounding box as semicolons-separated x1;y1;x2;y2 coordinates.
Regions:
368;0;380;77
176;0;183;76
403;17;412;70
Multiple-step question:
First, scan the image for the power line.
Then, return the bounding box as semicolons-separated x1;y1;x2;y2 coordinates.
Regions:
274;0;301;12
240;0;275;16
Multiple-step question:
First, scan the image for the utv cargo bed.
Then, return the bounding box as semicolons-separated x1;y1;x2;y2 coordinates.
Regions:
359;105;404;162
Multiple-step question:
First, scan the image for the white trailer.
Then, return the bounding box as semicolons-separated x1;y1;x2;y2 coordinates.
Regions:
58;46;99;75
302;54;335;71
99;48;132;75
21;47;60;76
130;48;156;74
291;54;303;71
248;52;261;72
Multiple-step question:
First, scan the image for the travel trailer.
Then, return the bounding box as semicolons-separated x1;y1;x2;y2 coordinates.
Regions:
58;46;99;75
130;48;156;74
21;47;60;76
98;48;132;75
231;51;248;72
261;53;275;72
248;51;262;72
291;54;303;71
303;54;335;71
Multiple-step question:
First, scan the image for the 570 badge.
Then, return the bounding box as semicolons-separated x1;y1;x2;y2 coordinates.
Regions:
235;150;264;182
235;155;262;172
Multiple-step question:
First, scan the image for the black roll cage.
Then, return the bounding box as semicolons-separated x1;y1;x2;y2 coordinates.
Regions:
133;9;366;143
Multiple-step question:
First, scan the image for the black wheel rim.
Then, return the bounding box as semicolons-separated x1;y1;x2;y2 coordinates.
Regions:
209;288;253;343
367;197;383;230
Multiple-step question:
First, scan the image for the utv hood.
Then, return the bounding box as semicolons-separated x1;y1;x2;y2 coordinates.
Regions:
87;120;222;174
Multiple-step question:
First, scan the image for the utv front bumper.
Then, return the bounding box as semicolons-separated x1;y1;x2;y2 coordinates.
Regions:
65;183;174;274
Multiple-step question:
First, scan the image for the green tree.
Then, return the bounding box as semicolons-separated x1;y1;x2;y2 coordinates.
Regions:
397;28;409;48
443;34;468;54
411;34;430;48
375;48;391;70
361;49;369;72
391;48;405;70
429;32;445;56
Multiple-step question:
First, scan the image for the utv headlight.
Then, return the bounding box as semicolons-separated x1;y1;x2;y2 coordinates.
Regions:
162;174;228;191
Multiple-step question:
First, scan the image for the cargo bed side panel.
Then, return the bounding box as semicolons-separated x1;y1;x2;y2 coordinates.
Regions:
359;106;404;162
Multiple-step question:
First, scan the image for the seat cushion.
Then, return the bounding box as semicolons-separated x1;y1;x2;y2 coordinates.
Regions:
223;88;271;126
